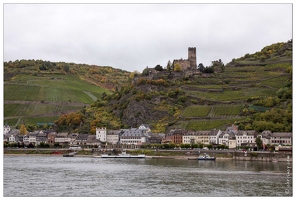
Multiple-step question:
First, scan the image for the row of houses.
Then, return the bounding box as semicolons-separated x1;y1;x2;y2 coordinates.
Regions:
164;125;292;149
3;124;292;149
3;124;164;148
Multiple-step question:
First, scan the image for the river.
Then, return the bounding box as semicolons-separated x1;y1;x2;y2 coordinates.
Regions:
3;155;292;197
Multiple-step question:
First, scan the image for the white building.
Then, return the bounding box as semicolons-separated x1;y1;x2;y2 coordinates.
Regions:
235;130;256;147
270;132;292;145
138;124;151;133
208;129;222;144
182;131;210;144
29;132;38;144
55;132;69;143
8;135;16;143
120;128;146;145
4;123;11;135
218;132;229;146
96;127;107;142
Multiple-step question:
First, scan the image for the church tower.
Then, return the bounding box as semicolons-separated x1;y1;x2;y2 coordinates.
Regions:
188;47;197;69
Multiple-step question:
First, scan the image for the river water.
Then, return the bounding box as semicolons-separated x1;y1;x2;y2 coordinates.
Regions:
3;155;292;197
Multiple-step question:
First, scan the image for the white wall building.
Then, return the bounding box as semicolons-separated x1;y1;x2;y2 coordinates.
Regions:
270;132;292;145
235;130;256;147
208;129;222;144
4;123;11;135
8;135;16;143
120;128;146;145
182;131;210;144
96;127;107;142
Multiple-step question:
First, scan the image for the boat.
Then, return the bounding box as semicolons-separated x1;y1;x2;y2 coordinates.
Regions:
197;153;216;161
95;150;146;158
63;152;77;157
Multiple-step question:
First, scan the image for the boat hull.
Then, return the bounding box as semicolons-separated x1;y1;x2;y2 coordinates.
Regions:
100;154;146;158
197;158;216;160
63;154;74;157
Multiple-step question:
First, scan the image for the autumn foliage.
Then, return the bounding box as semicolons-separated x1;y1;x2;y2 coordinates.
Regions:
55;112;85;129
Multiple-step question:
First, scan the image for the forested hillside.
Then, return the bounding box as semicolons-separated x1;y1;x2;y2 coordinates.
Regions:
63;40;291;134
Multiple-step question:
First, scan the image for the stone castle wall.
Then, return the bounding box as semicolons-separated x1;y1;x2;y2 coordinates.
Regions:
173;59;190;71
173;47;197;71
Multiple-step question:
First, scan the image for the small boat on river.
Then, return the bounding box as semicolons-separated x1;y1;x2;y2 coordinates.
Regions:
63;152;77;157
95;150;146;158
197;153;216;161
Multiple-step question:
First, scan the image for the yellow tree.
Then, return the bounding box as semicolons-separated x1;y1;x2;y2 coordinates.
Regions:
20;124;28;135
174;63;182;72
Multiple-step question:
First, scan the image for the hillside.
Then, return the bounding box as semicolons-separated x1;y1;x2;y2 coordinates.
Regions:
84;40;292;133
4;40;292;133
3;60;130;128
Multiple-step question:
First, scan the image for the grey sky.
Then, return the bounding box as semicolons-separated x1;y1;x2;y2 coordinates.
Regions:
3;3;292;72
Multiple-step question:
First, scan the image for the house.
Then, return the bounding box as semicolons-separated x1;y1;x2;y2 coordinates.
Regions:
55;132;69;144
218;131;229;146
8;134;16;143
182;131;197;144
68;133;79;145
4;122;11;135
270;132;292;145
165;129;187;144
120;128;147;145
218;131;236;148
148;133;165;144
228;132;237;149
138;124;151;133
208;129;222;144
29;131;38;145
96;127;107;142
195;131;210;144
235;130;256;147
107;130;122;144
36;131;48;145
86;135;101;147
47;132;57;145
258;130;272;148
23;135;30;146
75;134;89;146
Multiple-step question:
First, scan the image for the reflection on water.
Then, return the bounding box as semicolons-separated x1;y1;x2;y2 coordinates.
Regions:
3;155;292;197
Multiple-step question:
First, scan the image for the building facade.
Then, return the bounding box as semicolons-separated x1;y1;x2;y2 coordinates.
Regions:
96;127;107;142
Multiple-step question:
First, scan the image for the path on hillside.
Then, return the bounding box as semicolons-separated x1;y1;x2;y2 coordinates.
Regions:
83;91;98;101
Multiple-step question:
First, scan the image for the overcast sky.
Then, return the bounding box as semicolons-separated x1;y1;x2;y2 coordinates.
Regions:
3;3;292;72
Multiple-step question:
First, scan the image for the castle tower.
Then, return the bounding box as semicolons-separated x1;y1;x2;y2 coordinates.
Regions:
188;47;197;69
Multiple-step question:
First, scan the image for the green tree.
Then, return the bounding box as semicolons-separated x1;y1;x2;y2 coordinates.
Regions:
255;137;263;150
198;63;205;72
154;65;163;71
166;60;172;71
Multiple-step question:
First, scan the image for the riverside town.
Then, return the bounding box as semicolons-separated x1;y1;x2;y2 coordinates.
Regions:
4;123;292;161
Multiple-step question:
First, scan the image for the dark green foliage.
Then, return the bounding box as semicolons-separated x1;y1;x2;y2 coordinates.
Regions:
255;137;263;150
154;65;163;71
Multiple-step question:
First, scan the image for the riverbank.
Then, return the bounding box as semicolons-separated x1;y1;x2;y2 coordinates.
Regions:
3;149;292;162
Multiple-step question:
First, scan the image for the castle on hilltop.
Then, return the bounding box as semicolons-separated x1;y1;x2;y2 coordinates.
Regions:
173;47;197;71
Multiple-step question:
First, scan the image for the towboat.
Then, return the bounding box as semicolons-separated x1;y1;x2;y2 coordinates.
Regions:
197;153;216;161
96;150;146;158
